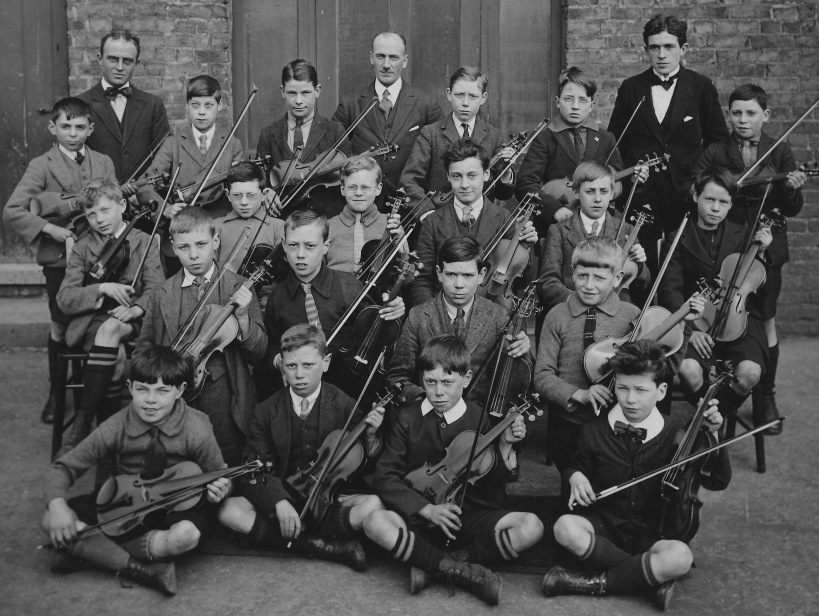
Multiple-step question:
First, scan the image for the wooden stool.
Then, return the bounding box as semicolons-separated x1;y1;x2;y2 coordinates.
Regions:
51;350;88;460
724;388;766;473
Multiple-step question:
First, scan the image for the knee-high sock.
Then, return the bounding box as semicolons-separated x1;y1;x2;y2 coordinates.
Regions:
66;533;130;573
64;346;118;446
606;552;660;594
716;385;749;417
760;343;779;396
389;528;445;573
468;529;519;566
241;512;281;549
579;533;630;569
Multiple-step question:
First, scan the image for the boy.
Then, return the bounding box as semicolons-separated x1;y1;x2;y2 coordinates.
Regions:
541;340;730;611
366;335;543;605
2;96;117;423
219;324;386;571
138;75;243;223
264;209;405;399
41;346;230;596
690;84;806;433
387;235;531;403
257;59;351;218
56;179;164;450
399;66;515;207
659;168;772;433
136;207;267;466
538;161;649;315
411;139;537;306
326;154;403;274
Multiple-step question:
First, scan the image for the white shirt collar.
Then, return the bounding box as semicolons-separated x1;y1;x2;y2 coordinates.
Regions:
421;397;467;425
442;295;474;322
375;77;403;102
58;144;87;160
192;124;216;147
181;262;216;287
289;384;322;418
100;77;131;92
112;222;128;239
453;113;477;136
453;195;484;221
652;66;680;82
579;211;606;235
608;404;665;444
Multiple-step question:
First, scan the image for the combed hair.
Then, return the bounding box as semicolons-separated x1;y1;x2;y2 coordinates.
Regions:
341;154;383;184
280;323;328;357
692;166;738;199
729;83;769;111
282;58;318;88
226;161;266;191
609;340;669;385
571;237;623;273
130;345;190;387
284;208;329;242
441;138;491;171
51;97;92;123
372;31;407;50
572;161;613;192
169;206;215;237
643;14;687;46
187;75;222;102
558;66;597;99
449;66;488;93
418;334;471;376
76;178;123;211
99;29;141;60
437;235;483;269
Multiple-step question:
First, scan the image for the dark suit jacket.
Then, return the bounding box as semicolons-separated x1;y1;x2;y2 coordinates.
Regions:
78;82;170;182
690;132;803;265
240;383;356;514
256;113;351;168
333;82;445;196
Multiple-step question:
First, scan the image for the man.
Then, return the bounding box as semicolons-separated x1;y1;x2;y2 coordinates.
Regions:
79;30;170;190
333;32;444;207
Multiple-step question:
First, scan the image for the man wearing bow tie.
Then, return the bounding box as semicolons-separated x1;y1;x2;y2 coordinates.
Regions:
79;30;170;194
608;15;728;280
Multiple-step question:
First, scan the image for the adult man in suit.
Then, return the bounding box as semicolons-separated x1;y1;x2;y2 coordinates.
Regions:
78;30;170;192
332;31;445;207
608;15;728;273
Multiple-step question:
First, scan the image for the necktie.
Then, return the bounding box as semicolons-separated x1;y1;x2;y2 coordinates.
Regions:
590;220;599;236
461;123;471;140
353;213;365;272
293;117;304;152
574;127;586;160
302;283;322;329
299;397;311;420
194;275;206;300
104;85;133;99
453;307;466;339
380;89;393;119
142;426;167;480
462;205;475;229
198;134;208;157
650;72;678;90
613;420;647;442
583;306;597;349
740;139;758;169
74;151;85;166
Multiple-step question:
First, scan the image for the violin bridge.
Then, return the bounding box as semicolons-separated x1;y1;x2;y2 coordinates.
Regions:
661;480;679;492
353;355;369;365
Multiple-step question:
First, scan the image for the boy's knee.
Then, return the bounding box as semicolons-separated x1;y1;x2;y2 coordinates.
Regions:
359;494;384;516
666;541;693;575
520;513;544;543
362;508;395;539
50;322;67;341
218;496;251;527
173;521;201;551
553;515;581;547
737;362;761;390
679;359;701;385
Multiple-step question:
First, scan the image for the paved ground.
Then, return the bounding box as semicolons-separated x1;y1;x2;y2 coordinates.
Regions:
1;338;817;616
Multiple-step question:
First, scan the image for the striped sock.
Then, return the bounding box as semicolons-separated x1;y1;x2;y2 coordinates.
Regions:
469;528;519;565
606;552;659;594
580;533;630;569
389;528;444;573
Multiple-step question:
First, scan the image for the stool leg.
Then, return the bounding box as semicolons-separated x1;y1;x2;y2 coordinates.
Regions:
51;354;70;460
725;412;737;440
751;388;766;474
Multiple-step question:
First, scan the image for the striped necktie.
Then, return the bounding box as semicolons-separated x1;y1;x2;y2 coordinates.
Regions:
198;134;208;157
302;283;322;329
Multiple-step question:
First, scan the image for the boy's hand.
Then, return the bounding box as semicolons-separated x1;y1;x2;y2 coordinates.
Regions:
568;472;596;510
501;413;526;445
365;404;385;437
419;503;462;541
206;477;232;504
378;294;405;321
572;385;613;416
683;295;706;321
505;331;531;358
689;330;714;359
628;244;647;264
108;305;144;323
47;498;85;548
518;220;538;246
754;227;772;252
701;399;723;436
386;213;405;240
786;170;807;191
43;223;77;243
100;283;135;307
164;202;186;219
498;146;516;162
634;165;650;184
232;285;253;318
121;182;137;198
262;188;283;216
275;500;302;540
554;207;573;222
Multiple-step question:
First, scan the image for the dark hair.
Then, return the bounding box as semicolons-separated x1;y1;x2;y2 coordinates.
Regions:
76;178;124;211
280;324;328;357
282;58;318;88
372;31;407;50
692;167;738;199
129;345;190;387
608;340;669;385
99;30;141;60
418;334;471;376
226;161;266;191
557;66;597;99
449;66;488;93
284;208;329;242
51;97;92;123
729;83;769;111
187;75;222;102
170;206;216;237
441;138;491;172
437;235;483;269
643;14;688;46
341;154;383;184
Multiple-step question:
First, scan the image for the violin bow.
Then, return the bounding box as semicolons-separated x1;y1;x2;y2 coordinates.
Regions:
605;96;645;165
189;84;259;208
481;193;539;261
614;180;641;244
483;118;549;197
123;124;173;186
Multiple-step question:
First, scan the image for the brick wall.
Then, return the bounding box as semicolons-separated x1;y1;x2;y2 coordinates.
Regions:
566;0;819;335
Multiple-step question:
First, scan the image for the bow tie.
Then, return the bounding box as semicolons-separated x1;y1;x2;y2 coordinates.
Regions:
613;420;647;442
104;85;132;100
650;72;678;90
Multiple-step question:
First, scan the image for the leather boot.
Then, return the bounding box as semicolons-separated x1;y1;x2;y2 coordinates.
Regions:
409;549;468;594
761;394;783;435
120;558;177;596
653;580;676;611
295;536;367;572
437;555;501;606
541;566;607;597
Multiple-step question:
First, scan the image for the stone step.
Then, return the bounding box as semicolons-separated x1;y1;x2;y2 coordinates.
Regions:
0;296;50;347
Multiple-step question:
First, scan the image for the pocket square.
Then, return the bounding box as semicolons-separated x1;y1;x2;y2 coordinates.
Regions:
409;125;420;132
684;116;693;122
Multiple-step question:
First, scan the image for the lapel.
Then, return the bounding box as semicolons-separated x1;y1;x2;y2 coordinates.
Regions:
303;115;328;161
388;86;418;139
441;117;460;144
564;213;587;248
159;270;186;337
600;212;620;239
463;299;491;355
46;145;82;192
716;220;747;267
360;85;383;140
178;124;204;166
269;393;292;474
637;70;664;144
755;133;777;173
584;128;602;161
552;128;580;166
472;117;489;145
317;386;343;439
680;221;715;272
88;82;124;141
273;115;292;157
727;137;745;171
425;296;450;337
204;125;229;167
121;87;147;145
662;67;693;139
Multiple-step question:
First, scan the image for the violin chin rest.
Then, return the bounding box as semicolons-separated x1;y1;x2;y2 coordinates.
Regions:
96;476;119;506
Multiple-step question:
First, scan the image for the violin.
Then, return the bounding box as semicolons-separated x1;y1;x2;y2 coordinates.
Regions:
614;204;654;294
357;191;411;288
483;119;550;198
236;241;289;285
404;395;542;505
286;387;401;525
477;193;540;310
694;210;783;342
659;365;735;542
736;159;818;196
